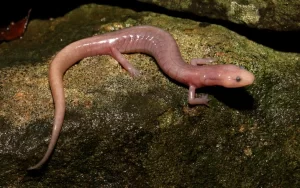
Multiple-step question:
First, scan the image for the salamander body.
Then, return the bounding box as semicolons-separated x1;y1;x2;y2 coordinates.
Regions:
28;25;254;170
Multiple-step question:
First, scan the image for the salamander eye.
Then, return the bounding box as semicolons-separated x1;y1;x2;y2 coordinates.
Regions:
239;66;245;69
236;76;241;82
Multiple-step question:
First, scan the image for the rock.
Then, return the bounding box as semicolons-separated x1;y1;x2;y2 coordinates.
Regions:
138;0;300;31
0;3;299;187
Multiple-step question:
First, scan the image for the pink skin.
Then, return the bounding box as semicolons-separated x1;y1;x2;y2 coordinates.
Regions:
28;26;255;170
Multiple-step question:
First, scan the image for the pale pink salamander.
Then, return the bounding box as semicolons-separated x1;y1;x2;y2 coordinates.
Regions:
28;25;254;170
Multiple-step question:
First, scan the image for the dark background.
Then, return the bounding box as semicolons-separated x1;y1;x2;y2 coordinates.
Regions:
0;0;299;53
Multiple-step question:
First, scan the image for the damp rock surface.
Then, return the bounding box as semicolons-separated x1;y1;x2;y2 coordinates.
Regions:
138;0;300;31
0;3;299;187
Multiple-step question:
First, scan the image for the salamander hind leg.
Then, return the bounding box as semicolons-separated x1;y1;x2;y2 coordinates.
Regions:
110;47;140;77
190;58;215;66
188;85;210;106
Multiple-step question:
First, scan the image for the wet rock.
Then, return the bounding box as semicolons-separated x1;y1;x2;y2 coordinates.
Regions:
138;0;300;31
0;3;299;187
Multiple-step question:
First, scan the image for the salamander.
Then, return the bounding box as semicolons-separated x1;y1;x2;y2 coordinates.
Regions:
28;25;254;170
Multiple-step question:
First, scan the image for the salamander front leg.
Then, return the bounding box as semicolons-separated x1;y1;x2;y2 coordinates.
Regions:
188;85;209;106
190;58;215;66
110;47;140;77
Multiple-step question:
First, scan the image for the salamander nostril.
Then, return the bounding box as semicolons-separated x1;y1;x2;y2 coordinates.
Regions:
236;76;241;82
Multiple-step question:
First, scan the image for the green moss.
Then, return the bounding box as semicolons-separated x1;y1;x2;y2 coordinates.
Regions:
227;1;260;25
152;0;192;9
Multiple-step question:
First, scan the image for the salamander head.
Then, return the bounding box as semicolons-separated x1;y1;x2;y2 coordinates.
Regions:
200;64;255;88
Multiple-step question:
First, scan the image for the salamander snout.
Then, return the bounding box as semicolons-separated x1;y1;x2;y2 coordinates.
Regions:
201;64;255;88
221;65;255;88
